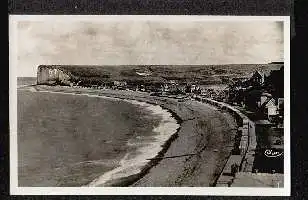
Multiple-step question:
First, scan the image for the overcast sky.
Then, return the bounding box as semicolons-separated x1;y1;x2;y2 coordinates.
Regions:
12;17;284;77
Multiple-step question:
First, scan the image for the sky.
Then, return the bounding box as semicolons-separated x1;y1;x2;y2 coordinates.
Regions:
11;16;284;77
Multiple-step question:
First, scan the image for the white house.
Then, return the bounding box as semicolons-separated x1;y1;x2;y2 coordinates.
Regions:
113;81;127;87
263;98;278;121
257;92;272;108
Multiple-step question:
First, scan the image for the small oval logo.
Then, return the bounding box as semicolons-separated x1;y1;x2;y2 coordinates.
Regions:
264;149;283;158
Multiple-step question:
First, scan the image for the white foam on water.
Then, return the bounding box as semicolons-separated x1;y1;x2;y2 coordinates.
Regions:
87;99;180;186
28;88;180;187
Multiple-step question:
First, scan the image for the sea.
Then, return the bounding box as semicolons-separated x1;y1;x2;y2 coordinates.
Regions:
17;77;180;186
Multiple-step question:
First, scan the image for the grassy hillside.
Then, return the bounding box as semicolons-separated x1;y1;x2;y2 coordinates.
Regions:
38;64;283;86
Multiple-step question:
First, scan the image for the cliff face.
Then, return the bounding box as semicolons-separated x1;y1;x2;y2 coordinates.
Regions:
36;64;283;87
37;65;71;85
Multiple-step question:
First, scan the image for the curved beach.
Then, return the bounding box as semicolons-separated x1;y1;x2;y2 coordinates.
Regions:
18;87;181;187
20;85;238;187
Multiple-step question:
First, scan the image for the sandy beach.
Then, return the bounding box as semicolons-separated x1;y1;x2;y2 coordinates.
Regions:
18;88;165;186
19;85;238;187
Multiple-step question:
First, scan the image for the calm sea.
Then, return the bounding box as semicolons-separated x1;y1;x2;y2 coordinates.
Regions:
17;77;36;87
17;88;179;186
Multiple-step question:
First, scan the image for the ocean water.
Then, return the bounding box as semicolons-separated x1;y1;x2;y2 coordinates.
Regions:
88;99;180;186
17;77;36;87
17;89;179;186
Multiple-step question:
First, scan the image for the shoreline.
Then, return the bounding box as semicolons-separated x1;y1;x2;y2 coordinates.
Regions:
87;99;182;187
20;85;238;187
20;86;184;187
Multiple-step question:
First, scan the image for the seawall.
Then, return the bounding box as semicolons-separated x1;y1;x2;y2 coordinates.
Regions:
30;85;238;187
194;96;257;187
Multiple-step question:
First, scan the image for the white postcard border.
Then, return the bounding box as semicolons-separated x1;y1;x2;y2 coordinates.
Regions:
9;15;290;196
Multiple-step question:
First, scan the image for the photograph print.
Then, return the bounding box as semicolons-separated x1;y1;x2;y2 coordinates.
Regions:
9;15;290;195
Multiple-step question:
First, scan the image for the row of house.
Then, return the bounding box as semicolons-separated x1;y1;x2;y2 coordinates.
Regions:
221;66;285;177
68;67;284;125
108;79;205;95
221;67;284;124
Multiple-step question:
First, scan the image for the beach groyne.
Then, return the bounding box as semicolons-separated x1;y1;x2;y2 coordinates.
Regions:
194;96;257;187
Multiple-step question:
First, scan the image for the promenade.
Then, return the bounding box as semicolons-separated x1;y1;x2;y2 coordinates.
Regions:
32;85;238;187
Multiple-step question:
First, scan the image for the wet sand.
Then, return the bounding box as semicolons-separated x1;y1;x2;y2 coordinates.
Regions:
28;85;238;187
131;96;238;186
18;89;162;186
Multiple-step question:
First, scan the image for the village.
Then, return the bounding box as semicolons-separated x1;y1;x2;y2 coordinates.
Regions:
67;66;284;152
37;64;285;186
75;65;284;130
14;14;290;193
94;65;285;184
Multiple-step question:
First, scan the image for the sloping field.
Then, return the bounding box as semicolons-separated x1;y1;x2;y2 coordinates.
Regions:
38;64;283;85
